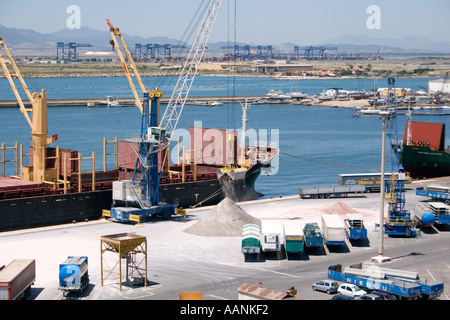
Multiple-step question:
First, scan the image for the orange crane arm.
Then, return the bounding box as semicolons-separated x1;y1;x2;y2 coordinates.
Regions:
0;38;34;129
107;19;147;114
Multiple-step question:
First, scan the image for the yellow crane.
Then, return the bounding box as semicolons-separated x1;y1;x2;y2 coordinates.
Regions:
107;19;162;117
0;37;57;182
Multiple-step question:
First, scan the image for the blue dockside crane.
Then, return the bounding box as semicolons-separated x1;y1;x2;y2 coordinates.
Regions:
103;0;224;223
383;77;417;237
56;42;92;62
106;19;175;222
134;43;186;61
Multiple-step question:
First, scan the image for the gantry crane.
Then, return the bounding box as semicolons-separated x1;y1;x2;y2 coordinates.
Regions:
56;42;92;61
105;0;224;223
0;37;57;183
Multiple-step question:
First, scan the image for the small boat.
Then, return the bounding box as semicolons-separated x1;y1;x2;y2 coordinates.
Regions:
106;96;121;108
368;98;387;106
266;90;290;100
208;100;223;107
288;91;308;99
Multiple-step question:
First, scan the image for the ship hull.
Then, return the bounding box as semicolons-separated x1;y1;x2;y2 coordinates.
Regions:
400;145;450;178
0;165;264;232
0;190;112;232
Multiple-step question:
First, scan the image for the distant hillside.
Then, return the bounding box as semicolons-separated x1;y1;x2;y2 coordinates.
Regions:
326;34;450;54
1;25;449;56
0;24;183;52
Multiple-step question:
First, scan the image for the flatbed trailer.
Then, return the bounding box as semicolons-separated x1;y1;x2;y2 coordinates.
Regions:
299;185;366;199
416;186;450;205
328;263;444;299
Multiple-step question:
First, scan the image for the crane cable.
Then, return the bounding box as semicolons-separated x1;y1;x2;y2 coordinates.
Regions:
279;151;379;173
147;0;209;93
190;163;262;208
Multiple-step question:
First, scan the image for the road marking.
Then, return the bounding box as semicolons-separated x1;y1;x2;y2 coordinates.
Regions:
251;267;300;278
207;294;229;300
427;269;437;282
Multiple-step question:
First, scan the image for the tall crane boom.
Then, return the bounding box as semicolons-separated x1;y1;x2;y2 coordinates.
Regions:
107;19;147;114
105;0;224;222
159;0;224;141
0;37;57;182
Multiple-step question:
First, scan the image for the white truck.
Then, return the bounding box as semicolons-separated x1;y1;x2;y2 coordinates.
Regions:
260;220;282;253
321;214;346;246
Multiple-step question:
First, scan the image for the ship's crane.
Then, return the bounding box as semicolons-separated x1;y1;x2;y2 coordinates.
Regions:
0;37;57;183
105;0;224;222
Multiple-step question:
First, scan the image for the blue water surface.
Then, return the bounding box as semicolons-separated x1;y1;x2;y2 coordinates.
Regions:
0;76;448;198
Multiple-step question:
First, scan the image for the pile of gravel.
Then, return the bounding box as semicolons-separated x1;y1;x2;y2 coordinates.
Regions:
321;202;358;216
184;198;261;237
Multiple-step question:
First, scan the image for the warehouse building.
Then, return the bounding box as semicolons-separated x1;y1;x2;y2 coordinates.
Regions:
429;79;450;95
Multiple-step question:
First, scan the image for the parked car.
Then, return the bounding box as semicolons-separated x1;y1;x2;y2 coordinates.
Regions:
337;284;367;298
371;291;397;300
312;280;339;294
331;294;354;300
356;293;383;300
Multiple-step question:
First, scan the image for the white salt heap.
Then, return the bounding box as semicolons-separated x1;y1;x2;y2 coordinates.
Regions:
184;198;261;237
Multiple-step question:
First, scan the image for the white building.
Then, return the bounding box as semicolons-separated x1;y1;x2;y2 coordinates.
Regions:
429;79;450;95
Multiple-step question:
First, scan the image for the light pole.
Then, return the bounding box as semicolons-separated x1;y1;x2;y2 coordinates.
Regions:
372;111;391;263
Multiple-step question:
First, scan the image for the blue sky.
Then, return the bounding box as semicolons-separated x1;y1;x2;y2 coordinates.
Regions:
0;0;449;44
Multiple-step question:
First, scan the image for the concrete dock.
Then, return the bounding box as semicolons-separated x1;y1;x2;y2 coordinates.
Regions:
0;95;266;108
0;176;449;301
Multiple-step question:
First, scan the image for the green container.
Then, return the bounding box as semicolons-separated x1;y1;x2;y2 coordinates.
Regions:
285;235;304;253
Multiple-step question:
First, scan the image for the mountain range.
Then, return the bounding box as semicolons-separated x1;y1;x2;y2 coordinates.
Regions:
1;24;449;55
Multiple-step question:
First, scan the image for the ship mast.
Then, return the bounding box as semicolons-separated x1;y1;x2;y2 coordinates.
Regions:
239;99;251;166
406;102;413;145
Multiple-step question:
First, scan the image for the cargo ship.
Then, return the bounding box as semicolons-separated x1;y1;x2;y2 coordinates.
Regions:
399;120;450;178
0;124;278;232
0;29;279;232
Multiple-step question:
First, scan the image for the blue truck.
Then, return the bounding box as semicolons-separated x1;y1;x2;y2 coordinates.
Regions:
59;256;89;297
344;214;368;241
328;263;444;299
303;223;324;248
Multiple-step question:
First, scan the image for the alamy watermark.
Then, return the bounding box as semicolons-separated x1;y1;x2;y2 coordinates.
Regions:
66;5;81;30
366;5;381;30
170;121;280;175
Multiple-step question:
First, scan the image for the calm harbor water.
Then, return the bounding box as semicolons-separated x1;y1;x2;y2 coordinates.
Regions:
0;76;448;198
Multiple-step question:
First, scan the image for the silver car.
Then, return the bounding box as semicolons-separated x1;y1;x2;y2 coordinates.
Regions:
312;280;339;294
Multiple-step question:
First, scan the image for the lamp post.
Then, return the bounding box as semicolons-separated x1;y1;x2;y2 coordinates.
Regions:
372;111;391;263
